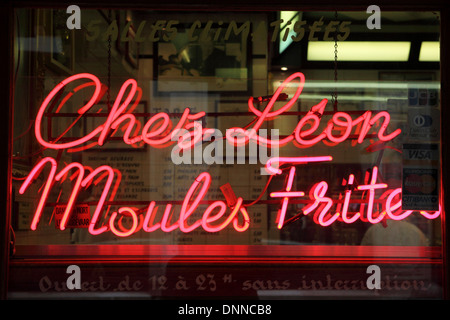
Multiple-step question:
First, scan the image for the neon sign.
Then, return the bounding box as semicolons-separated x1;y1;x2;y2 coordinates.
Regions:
268;159;439;228
19;72;440;237
35;72;401;151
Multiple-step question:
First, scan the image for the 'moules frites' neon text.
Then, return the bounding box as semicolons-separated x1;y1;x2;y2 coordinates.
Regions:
267;157;439;229
19;72;440;237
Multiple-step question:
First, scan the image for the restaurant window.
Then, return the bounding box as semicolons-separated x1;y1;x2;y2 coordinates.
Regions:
9;7;443;299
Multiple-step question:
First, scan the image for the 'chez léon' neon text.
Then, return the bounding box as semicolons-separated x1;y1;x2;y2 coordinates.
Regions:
18;72;440;237
34;72;401;151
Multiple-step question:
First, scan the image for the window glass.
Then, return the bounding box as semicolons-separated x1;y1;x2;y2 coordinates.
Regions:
12;8;441;248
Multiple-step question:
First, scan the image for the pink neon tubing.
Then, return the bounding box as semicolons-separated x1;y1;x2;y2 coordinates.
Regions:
179;172;211;233
356;167;387;224
269;167;304;229
312;182;338;227
81;165;116;235
265;156;333;175
54;162;85;230
98;79;138;146
227;72;305;146
35;73;103;150
340;174;360;224
109;207;139;237
19;157;57;230
143;202;161;232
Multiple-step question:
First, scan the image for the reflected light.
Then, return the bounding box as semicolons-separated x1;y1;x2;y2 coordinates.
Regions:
279;11;300;54
419;41;439;62
307;41;411;62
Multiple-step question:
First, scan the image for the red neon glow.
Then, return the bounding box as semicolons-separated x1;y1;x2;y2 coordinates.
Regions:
339;174;360;224
174;121;206;150
35;73;104;150
142;202;160;232
267;157;440;227
232;201;251;232
99;78;138;145
356;166;388;224
226;72;305;147
270;167;305;229
20;157;251;235
20;155;441;234
292;100;402;148
420;207;441;219
20;72;440;237
109;207;139;237
36;73;401;153
226;76;401;149
81;165;116;235
54;162;85;230
309;181;338;227
293;99;328;146
117;213;144;234
35;73;206;152
265;156;333;175
248;72;305;118
384;188;414;221
19;157;57;230
202;197;250;232
180;172;210;232
160;204;179;232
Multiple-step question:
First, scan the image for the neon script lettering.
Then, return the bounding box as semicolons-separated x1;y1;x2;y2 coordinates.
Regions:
268;157;440;228
19;72;440;237
19;157;250;236
20;156;440;236
35;73;205;152
35;72;400;152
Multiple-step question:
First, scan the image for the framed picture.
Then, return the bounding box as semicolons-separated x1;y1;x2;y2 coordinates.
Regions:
154;23;251;94
49;10;75;75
